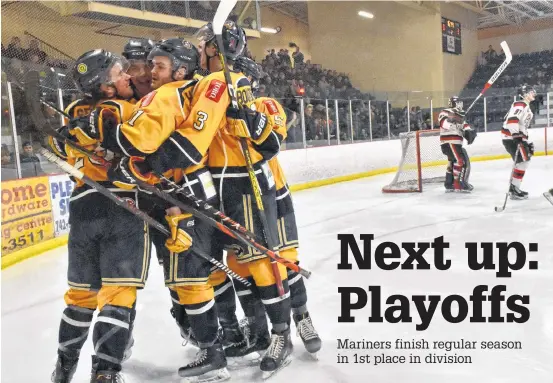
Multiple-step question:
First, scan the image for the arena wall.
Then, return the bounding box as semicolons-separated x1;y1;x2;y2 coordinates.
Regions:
440;3;480;96
281;127;551;187
478;26;553;55
247;7;311;62
307;1;444;95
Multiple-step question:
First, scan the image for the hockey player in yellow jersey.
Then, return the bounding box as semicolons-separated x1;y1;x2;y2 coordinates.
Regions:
189;21;293;378
231;56;322;358
49;50;150;383
80;38;230;382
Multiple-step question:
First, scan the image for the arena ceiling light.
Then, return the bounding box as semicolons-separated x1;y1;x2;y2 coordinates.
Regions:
358;11;374;19
260;27;281;34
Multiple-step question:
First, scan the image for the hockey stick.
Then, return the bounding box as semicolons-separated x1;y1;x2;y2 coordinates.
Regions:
23;71;311;278
38;147;251;287
495;146;520;212
466;41;512;114
214;0;286;296
543;189;553;206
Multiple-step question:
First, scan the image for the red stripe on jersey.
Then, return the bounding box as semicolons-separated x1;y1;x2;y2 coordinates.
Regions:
513;169;525;176
205;80;226;102
440;135;463;141
450;144;464;165
501;129;512;136
513;102;527;108
507;118;519;124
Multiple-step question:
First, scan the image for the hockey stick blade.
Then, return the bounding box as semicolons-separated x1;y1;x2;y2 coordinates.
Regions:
213;0;238;35
544;191;553;206
466;41;512;114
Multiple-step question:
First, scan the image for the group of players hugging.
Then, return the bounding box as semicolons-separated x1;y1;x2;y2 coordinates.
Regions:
439;86;550;202
49;21;321;383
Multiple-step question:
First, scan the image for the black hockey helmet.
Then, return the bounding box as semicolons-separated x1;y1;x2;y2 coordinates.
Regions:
72;49;129;98
448;96;463;111
517;84;536;100
122;38;154;61
147;38;199;79
196;20;247;62
234;56;262;91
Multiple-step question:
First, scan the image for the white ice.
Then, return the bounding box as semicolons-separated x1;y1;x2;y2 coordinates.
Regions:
2;156;553;383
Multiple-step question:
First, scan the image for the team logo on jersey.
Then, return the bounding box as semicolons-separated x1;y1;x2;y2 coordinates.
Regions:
183;40;193;49
77;63;88;74
205;80;226;102
140;91;157;107
263;100;279;115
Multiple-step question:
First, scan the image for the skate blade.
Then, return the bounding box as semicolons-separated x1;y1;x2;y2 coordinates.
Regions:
180;368;231;383
510;195;528;200
227;352;263;370
261;356;292;380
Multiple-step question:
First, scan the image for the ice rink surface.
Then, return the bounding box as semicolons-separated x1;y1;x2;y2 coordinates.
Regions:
2;156;552;383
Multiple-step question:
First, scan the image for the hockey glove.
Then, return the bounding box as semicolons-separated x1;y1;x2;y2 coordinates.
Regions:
226;106;272;145
108;156;160;190
48;126;75;160
69;107;118;146
165;213;194;253
463;126;477;145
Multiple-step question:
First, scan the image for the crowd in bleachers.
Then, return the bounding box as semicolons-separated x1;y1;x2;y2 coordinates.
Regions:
460;46;553;132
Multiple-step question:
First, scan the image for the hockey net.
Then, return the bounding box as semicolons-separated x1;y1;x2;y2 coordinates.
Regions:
382;129;447;193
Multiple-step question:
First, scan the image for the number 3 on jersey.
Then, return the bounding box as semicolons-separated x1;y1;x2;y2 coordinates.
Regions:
194;111;208;130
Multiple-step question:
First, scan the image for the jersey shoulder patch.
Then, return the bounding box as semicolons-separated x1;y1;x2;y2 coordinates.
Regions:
140;91;157;107
205;80;226;102
263;99;279;115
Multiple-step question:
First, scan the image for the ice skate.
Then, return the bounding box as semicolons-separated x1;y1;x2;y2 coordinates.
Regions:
293;312;321;359
90;370;125;383
51;355;78;383
178;342;230;383
510;184;528;200
225;318;271;370
260;328;293;380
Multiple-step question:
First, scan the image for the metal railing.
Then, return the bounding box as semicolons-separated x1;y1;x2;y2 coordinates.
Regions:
1;59;551;180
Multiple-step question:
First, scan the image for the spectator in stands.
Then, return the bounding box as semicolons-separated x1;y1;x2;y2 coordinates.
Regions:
1;144;13;165
19;141;43;177
291;43;304;66
484;45;498;64
5;37;26;60
304;103;317;140
26;39;46;64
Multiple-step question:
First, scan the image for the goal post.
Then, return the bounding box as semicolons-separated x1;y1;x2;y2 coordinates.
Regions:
382;129;448;193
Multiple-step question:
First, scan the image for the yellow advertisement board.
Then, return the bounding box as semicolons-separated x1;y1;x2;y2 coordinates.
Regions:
1;176;55;255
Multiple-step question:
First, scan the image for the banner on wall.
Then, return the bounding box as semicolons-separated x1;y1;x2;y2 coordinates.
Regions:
1;176;55;255
49;175;75;237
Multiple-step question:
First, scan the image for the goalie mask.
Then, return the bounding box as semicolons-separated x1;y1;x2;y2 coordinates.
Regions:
448;96;463;112
73;49;130;100
517;84;536;101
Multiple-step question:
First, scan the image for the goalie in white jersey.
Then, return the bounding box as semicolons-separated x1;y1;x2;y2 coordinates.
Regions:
501;84;536;199
439;96;477;192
